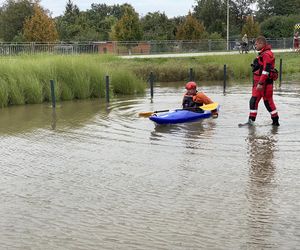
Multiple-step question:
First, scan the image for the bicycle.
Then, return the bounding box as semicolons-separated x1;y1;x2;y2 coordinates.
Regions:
237;39;256;54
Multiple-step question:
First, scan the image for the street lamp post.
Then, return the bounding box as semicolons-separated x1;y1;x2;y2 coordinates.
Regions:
227;0;229;50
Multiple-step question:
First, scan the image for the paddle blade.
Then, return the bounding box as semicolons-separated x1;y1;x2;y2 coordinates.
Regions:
200;102;219;111
139;111;154;117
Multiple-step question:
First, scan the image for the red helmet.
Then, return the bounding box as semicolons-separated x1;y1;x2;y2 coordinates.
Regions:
185;81;197;90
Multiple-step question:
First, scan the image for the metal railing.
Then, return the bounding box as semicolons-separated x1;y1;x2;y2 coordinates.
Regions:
0;38;295;56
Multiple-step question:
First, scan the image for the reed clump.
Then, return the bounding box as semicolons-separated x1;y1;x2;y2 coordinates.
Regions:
0;54;145;107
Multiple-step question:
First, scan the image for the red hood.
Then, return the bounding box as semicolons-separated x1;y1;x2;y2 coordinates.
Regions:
259;44;272;54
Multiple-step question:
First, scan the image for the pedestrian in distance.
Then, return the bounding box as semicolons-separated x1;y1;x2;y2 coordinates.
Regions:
182;81;218;118
242;34;248;50
245;36;280;126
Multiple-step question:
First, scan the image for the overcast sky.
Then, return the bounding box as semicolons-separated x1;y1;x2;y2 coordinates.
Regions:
0;0;196;18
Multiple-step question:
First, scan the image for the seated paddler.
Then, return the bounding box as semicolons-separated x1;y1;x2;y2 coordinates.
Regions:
182;81;218;118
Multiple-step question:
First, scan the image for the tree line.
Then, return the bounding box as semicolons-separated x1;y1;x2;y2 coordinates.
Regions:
0;0;299;43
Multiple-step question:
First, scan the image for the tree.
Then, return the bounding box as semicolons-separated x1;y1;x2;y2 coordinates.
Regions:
176;13;208;40
230;0;255;31
241;16;261;38
0;0;35;41
23;4;58;42
141;12;175;40
110;6;143;41
56;0;81;41
85;3;121;40
256;0;300;21
193;0;225;35
193;0;255;38
260;15;300;38
64;0;79;23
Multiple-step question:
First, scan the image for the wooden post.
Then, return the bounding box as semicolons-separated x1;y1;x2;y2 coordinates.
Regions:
50;80;56;108
105;75;110;102
149;72;154;99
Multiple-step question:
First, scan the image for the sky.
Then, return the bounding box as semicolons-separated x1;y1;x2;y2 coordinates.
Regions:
0;0;196;18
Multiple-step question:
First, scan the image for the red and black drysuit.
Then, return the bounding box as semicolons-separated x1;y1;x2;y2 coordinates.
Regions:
249;44;279;124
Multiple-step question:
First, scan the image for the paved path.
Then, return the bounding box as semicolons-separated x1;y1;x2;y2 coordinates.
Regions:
120;48;294;59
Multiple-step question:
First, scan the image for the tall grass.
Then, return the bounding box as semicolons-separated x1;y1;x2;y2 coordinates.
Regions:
126;52;300;82
0;52;298;108
0;54;145;108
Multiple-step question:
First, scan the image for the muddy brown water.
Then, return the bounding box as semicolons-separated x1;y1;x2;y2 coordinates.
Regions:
0;83;299;249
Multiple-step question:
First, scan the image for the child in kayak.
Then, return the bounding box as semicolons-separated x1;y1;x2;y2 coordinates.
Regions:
182;81;218;118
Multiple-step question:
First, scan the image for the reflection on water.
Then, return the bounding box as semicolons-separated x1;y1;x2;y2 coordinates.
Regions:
246;126;278;248
51;108;57;130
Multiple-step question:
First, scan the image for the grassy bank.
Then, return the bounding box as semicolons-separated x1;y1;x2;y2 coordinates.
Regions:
0;52;299;108
0;54;145;108
124;52;300;82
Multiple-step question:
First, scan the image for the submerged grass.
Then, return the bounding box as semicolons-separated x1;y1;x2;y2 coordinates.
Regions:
0;52;298;108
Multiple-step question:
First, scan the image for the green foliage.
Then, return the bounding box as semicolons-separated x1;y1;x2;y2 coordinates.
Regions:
23;4;58;42
111;69;145;95
55;0;81;41
126;52;300;82
176;13;208;40
230;0;255;31
0;77;9;107
209;32;223;40
85;3;130;40
193;0;226;35
110;6;143;41
0;0;34;41
0;55;145;108
260;15;300;38
256;0;300;21
141;12;175;40
241;16;261;38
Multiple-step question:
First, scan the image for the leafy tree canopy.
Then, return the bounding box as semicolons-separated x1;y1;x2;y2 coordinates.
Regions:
0;0;35;41
260;15;300;38
23;4;58;42
110;6;143;41
256;0;300;21
141;12;175;40
176;13;208;40
241;16;261;38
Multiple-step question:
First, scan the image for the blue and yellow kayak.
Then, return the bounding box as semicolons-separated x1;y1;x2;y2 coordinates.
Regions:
149;109;213;124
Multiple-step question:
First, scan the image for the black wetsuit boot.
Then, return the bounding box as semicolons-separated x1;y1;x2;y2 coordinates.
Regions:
272;116;280;126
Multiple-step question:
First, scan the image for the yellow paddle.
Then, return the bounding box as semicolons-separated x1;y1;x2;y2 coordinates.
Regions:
139;102;219;117
199;102;219;111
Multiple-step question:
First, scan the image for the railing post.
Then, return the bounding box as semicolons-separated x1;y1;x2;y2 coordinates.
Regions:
223;64;227;94
105;75;110;103
50;79;56;108
279;58;283;88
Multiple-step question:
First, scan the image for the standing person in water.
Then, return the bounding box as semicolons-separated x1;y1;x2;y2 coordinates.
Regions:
182;81;218;118
247;36;279;126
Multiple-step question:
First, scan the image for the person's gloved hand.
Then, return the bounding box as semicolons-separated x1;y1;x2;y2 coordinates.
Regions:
256;82;263;91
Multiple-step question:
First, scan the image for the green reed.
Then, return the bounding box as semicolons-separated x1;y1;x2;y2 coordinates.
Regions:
0;52;298;108
0;54;145;107
127;52;299;82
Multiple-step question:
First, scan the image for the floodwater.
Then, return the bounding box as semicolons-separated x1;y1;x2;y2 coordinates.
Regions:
0;82;299;249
